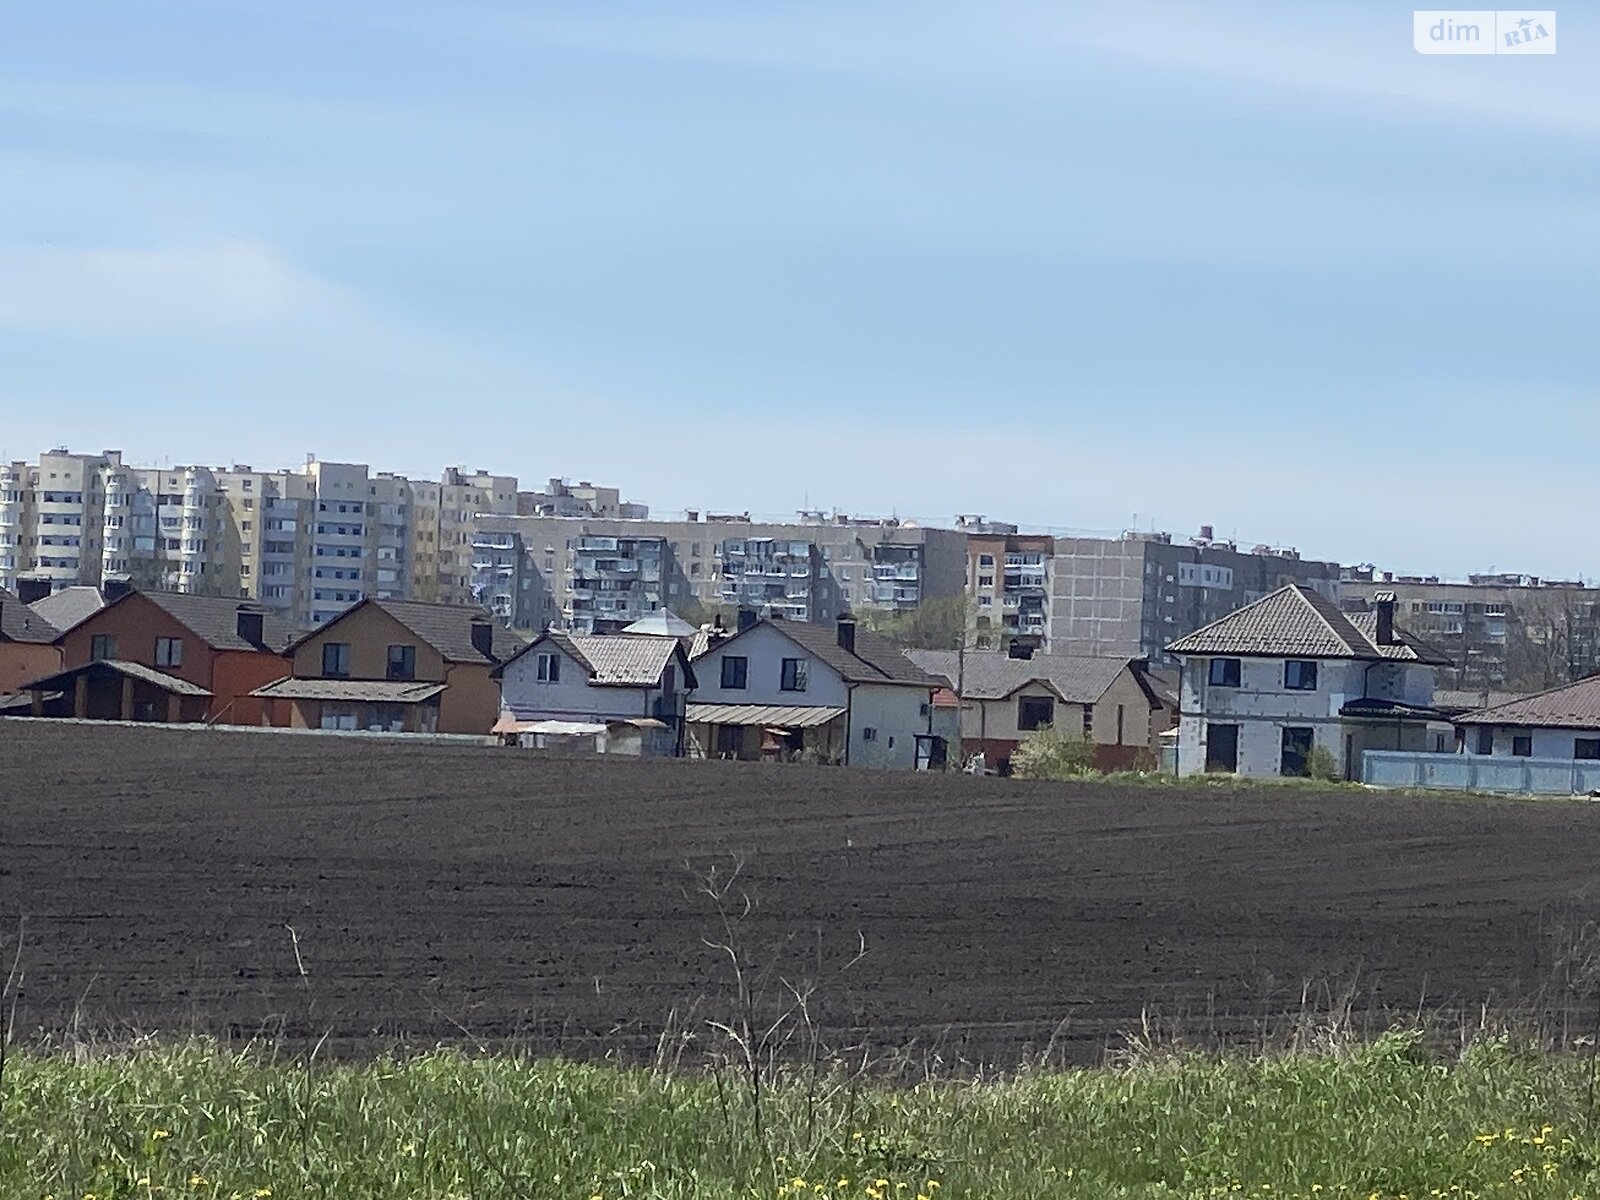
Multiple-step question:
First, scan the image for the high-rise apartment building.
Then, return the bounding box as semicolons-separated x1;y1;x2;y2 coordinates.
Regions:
1340;571;1600;692
1047;528;1343;666
470;511;968;634
516;478;650;520
1;450;241;598
955;516;1053;652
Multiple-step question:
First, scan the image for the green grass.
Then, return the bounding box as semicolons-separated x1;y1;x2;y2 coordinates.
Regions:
4;1032;1600;1199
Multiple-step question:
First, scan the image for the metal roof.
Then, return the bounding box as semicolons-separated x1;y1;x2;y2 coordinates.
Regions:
251;678;447;704
1453;675;1600;730
685;702;846;728
26;586;105;635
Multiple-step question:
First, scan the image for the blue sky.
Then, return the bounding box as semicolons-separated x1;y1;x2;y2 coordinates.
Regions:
1;2;1595;577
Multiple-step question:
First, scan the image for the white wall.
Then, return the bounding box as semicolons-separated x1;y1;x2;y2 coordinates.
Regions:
692;624;849;708
1477;725;1600;759
848;683;928;769
500;641;656;721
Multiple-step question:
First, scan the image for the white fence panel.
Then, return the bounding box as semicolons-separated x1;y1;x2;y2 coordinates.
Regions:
1363;750;1600;796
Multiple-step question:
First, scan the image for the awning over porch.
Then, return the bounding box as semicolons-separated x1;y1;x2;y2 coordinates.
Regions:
685;703;846;728
251;678;446;704
20;660;211;697
1340;698;1450;721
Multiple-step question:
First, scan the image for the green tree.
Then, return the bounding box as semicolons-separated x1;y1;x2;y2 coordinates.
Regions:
1010;725;1099;780
856;595;973;650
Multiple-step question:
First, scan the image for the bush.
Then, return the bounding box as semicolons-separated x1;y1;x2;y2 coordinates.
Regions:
1010;726;1098;780
1306;744;1341;781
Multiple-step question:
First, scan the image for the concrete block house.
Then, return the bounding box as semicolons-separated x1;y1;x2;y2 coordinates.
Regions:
1167;586;1449;779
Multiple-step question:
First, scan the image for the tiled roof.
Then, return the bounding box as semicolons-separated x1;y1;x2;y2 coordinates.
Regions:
138;590;295;652
0;587;60;644
252;677;447;704
1166;585;1450;664
1453;676;1600;730
1346;612;1454;666
26;586;103;634
768;620;941;687
349;600;525;663
906;649;1132;704
553;632;680;686
1434;688;1530;714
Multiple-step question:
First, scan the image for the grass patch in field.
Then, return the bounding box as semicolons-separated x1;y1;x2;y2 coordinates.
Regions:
3;1031;1599;1198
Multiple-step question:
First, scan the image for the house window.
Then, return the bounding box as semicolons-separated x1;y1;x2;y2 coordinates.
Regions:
1205;723;1239;772
1475;727;1493;755
90;634;117;661
536;652;561;682
321;642;352;679
1284;660;1318;691
386;644;416;681
1018;695;1055;731
1281;726;1314;777
154;637;183;668
721;656;748;689
1575;739;1600;760
1208;658;1241;687
1512;735;1533;757
780;658;808;692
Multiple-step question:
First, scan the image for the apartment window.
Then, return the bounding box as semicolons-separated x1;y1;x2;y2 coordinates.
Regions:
862;727;877;742
780;657;808;692
978;574;994;588
386;644;416;681
242;499;254;510
978;554;994;567
721;656;748;689
1576;739;1600;760
1512;735;1533;758
536;652;561;682
1208;658;1242;687
1475;727;1493;755
321;642;352;679
90;634;117;661
1284;660;1318;691
1018;695;1055;731
154;637;183;668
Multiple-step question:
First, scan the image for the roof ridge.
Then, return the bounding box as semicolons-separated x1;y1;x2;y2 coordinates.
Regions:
1296;585;1371;657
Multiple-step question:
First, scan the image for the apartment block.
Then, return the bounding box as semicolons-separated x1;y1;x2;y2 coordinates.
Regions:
955;515;1053;652
517;478;649;520
1047;528;1343;666
470;512;968;634
1;450;241;598
1339;571;1600;692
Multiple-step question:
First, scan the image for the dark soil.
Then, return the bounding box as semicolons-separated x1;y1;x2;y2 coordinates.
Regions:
3;720;1599;1065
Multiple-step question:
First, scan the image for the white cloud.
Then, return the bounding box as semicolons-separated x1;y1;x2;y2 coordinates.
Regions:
0;239;343;337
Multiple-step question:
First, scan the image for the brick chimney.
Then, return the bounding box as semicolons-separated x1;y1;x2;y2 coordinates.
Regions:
470;618;495;659
236;607;265;646
16;578;51;605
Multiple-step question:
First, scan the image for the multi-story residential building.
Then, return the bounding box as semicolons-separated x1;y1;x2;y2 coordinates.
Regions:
516;478;649;520
955;515;1053;652
1047;528;1343;667
410;468;520;606
470;512;968;634
1339;572;1600;692
1;450;241;598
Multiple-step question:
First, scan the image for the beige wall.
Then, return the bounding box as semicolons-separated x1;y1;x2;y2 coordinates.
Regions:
961;668;1163;750
1;642;63;695
289;602;498;734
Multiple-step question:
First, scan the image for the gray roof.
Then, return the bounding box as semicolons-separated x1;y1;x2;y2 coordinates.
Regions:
757;620;940;688
133;590;295;652
907;649;1133;704
1453;676;1600;730
685;702;846;728
0;587;60;644
621;610;699;638
293;599;526;663
21;659;211;696
1166;585;1450;664
1346;612;1453;665
26;586;104;634
1434;688;1530;714
552;632;681;686
252;677;447;704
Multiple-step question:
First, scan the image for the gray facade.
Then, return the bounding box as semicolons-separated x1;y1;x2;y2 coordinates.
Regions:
1048;532;1343;666
471;513;968;634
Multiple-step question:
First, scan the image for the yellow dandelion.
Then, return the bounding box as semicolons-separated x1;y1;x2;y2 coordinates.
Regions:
255;1191;273;1199
838;1180;850;1190
151;1129;171;1141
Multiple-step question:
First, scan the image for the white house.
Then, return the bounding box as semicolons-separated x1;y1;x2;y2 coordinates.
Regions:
492;631;696;755
688;615;940;768
1167;586;1450;779
1452;676;1600;760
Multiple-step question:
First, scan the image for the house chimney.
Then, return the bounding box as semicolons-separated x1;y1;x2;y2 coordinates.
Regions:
236;607;265;645
470;618;495;659
16;578;51;605
836;612;857;654
104;577;132;602
1199;524;1214;541
1374;590;1396;646
737;607;758;633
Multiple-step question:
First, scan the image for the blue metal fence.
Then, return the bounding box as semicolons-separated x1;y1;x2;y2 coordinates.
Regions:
1363;750;1600;795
